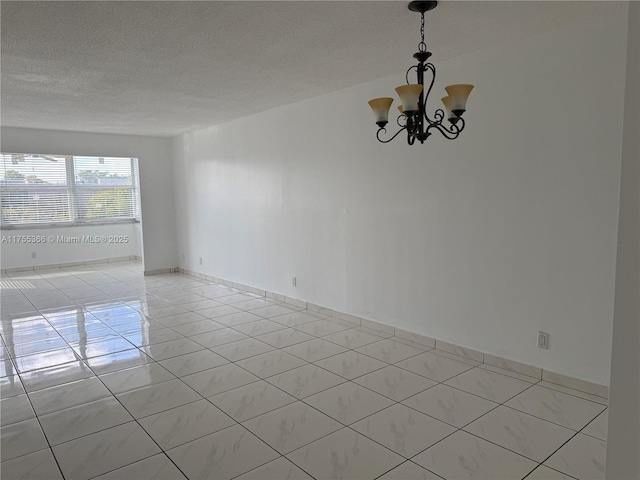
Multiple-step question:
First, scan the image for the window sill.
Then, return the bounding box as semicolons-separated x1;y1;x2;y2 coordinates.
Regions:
0;219;140;231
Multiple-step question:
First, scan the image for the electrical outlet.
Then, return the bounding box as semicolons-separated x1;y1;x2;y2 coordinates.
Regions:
199;257;203;265
537;331;549;349
31;252;36;259
291;276;297;287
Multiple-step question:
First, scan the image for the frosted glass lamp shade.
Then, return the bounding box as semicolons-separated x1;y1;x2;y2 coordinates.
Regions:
441;96;458;124
368;97;394;127
395;84;423;115
444;84;474;116
397;105;404;115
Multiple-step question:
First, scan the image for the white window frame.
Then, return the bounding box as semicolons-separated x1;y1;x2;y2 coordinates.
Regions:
0;153;141;230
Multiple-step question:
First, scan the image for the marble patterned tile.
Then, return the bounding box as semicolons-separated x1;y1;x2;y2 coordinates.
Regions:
396;351;474;382
145;306;191;320
354;338;424;364
234;319;289;337
86;349;155;375
8;336;68;358
167;318;225;337
478;363;541;383
93;453;187;480
166;424;279;480
62;329;121;345
181;298;223;312
286;427;403;480
444;367;533;403
212;311;264;327
159;349;228;376
464;405;574;462
265;364;346;398
582;408;608;440
139;337;205;361
250;304;298;318
116;378;201;418
432;350;483;366
306;381;394;425
71;338;137;360
505;384;606;431
235;457;312;480
13;346;79;373
190;327;248;348
412;430;537;480
545;433;606;480
236;350;307;378
314;350;387;380
122;327;184;347
99;362;175;394
195;304;243;319
282;338;348;362
483;353;543;380
243;401;342;454
209;380;296;422
138;399;235;449
0;375;25;398
182;363;259;397
435;340;484;363
542;371;609;399
2;326;60;347
353;365;436;401
28;376;112;415
231;298;279;312
352;403;456;457
270;311;322;328
0;418;49;461
321;328;383;349
257;328;315;348
403;384;498;428
357;323;395;338
39;396;133;445
212;337;275;361
537;380;609;406
294;319;352;337
525;465;575;480
0;358;17;378
389;336;434;352
0;393;35;425
214;293;255;304
52;421;161;480
0;447;63;480
378;461;443;479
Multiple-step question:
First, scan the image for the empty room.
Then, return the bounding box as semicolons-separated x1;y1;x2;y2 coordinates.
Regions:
0;1;638;479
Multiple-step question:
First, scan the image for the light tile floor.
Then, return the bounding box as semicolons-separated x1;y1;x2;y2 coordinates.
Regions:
1;261;608;479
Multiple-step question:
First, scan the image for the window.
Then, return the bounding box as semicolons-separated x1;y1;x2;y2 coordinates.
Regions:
0;153;140;228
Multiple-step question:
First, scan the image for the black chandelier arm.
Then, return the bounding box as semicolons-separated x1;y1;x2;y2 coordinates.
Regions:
426;117;465;140
397;114;407;128
405;65;418;85
422;63;442;126
376;126;408;144
425;108;445;126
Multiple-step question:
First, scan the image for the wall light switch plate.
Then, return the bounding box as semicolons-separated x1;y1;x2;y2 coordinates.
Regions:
537;331;549;349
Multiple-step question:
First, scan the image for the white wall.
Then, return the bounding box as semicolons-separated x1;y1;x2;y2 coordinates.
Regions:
1;223;139;269
0;127;177;272
173;7;628;385
606;2;639;478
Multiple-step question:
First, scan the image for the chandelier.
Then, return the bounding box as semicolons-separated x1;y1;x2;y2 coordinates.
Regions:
368;1;474;145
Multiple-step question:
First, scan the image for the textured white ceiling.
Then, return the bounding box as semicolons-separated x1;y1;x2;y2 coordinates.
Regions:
1;1;617;137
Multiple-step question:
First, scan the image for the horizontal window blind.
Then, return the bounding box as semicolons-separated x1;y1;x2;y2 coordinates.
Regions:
0;153;139;227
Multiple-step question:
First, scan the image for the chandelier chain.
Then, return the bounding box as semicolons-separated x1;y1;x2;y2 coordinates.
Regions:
419;12;426;52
